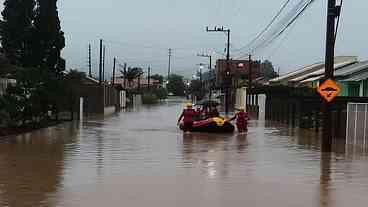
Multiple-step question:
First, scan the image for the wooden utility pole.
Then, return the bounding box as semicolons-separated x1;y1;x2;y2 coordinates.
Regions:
199;65;203;96
112;57;116;85
138;73;141;93
167;48;172;79
148;66;151;91
88;44;92;77
197;53;213;100
102;45;106;82
123;63;127;89
206;26;231;114
248;54;252;92
322;0;339;152
99;39;103;84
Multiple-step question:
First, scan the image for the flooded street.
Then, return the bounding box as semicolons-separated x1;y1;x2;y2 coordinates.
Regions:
1;100;368;207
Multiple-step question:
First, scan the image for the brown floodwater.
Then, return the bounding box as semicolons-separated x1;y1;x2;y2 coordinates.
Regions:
1;99;368;207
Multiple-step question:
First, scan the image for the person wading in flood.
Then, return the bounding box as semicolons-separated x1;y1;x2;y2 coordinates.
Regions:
230;107;249;133
177;103;196;132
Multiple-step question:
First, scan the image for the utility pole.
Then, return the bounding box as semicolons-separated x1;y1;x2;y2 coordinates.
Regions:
167;48;172;80
197;53;212;70
102;45;106;82
322;0;340;152
123;63;127;89
199;65;203;95
148;66;151;91
197;53;213;100
88;44;92;77
206;26;231;114
99;39;103;84
248;54;252;92
138;73;142;93
112;57;116;85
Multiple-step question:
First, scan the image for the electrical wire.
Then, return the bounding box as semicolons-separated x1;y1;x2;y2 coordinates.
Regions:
243;0;308;56
233;0;292;54
235;0;316;59
334;0;344;43
249;0;315;56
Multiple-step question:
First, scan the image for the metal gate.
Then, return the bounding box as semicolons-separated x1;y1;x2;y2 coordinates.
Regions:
346;103;368;152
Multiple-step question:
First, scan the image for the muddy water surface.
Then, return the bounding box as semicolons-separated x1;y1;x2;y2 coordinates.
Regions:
1;100;368;207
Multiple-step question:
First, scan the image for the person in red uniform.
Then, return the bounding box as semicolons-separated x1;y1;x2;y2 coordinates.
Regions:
230;107;249;132
177;103;196;132
193;107;202;121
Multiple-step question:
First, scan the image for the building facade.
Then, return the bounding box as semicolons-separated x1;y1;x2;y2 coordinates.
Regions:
215;59;261;87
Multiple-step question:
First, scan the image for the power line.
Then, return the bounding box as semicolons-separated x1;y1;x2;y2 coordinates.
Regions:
233;0;292;54
251;0;316;55
236;0;317;59
334;0;344;43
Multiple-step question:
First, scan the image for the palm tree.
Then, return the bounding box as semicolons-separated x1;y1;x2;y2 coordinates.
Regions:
120;67;143;88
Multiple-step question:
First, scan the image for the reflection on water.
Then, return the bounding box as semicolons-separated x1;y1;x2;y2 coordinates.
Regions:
0;122;79;207
1;101;368;207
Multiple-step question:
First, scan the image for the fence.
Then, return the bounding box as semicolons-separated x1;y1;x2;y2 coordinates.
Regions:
346;103;368;152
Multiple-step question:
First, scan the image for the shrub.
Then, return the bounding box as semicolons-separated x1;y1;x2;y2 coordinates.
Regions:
142;93;158;104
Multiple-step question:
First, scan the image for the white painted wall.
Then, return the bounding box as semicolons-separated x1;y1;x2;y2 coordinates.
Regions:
360;80;364;97
79;97;84;121
120;90;127;108
235;87;247;111
0;78;16;96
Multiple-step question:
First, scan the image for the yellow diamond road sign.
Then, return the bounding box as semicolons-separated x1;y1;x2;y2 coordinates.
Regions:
317;79;341;102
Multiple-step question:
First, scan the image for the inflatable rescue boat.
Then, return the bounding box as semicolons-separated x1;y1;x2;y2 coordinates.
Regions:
180;117;235;133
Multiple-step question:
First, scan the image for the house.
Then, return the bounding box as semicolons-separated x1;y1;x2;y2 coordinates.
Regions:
269;56;368;97
296;60;368;97
79;76;123;115
335;61;368;97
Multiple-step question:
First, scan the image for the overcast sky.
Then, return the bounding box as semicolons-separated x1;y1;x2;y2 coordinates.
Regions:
1;0;368;78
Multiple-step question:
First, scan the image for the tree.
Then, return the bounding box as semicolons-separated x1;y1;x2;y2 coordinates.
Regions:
30;0;65;72
150;74;164;84
188;79;204;99
261;60;278;79
0;0;68;127
2;67;50;127
167;74;185;96
0;0;36;65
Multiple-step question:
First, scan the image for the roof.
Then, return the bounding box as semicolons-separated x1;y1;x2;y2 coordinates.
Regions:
340;70;368;82
299;60;368;84
269;56;358;84
85;76;99;83
300;75;323;83
290;60;357;83
269;62;324;83
334;60;368;77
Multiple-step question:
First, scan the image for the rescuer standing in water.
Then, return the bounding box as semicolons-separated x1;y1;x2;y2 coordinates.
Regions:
177;103;196;132
230;107;249;133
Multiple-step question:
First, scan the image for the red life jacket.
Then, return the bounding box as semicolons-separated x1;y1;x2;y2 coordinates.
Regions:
183;109;195;123
236;112;248;124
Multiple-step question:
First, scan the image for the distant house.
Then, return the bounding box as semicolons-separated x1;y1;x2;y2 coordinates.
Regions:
114;77;161;90
215;59;261;87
